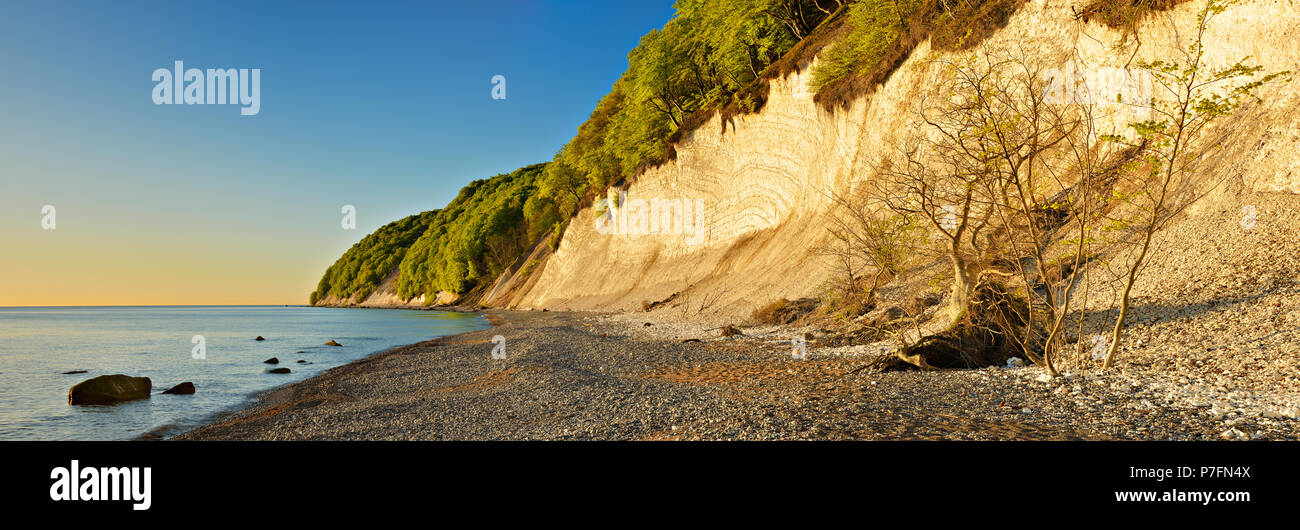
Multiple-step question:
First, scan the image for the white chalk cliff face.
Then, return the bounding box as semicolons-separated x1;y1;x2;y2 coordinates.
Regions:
498;0;1300;319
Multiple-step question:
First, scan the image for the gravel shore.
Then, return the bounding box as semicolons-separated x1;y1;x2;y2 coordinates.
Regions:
174;308;1298;441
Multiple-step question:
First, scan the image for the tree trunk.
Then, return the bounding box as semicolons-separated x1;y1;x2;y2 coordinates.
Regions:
1103;226;1153;369
946;257;973;328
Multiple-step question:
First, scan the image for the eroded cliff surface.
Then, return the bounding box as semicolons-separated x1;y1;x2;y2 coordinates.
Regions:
492;0;1300;321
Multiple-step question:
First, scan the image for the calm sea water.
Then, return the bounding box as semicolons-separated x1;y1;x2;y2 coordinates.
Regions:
0;306;488;440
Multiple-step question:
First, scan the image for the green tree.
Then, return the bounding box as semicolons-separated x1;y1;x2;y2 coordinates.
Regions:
1100;0;1289;368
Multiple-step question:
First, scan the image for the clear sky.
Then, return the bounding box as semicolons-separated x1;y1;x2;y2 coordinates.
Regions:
0;0;677;306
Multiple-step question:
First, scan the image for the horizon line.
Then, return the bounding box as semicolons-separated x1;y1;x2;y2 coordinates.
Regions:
0;304;311;309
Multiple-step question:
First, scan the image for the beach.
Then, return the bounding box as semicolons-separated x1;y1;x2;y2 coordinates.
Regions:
173;309;1299;441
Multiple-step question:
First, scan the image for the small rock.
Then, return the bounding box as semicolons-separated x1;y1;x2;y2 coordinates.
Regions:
1006;357;1025;368
61;370;88;375
297;360;309;364
1035;373;1053;383
1210;403;1230;420
1219;428;1247;440
324;340;342;347
255;336;266;341
267;368;291;374
264;357;279;364
162;382;195;395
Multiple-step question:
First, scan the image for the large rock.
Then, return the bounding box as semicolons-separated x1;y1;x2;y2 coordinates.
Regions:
68;374;152;405
162;382;195;395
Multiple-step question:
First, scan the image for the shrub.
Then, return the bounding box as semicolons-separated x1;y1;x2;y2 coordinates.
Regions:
752;298;790;324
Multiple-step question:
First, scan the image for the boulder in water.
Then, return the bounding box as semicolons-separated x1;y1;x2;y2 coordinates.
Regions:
68;374;152;405
264;357;279;364
267;367;291;374
162;382;195;395
255;336;266;341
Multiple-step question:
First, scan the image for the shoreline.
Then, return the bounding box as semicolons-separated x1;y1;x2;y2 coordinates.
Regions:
172;309;1300;441
142;307;497;441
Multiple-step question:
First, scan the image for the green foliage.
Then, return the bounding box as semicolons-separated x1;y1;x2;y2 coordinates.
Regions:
312;210;440;303
314;2;849;306
522;0;828;236
812;0;921;91
810;0;1030;110
397;164;548;301
1107;0;1289;169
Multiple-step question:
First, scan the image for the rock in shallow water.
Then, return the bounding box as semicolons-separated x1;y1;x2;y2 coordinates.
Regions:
267;368;291;374
324;340;342;347
162;382;195;395
68;374;152;405
264;357;279;364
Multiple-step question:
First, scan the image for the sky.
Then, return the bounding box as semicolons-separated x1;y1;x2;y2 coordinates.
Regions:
0;0;678;306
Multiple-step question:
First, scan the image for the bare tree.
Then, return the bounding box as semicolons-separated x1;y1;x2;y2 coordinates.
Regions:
871;46;1131;373
1099;0;1289;368
820;186;924;309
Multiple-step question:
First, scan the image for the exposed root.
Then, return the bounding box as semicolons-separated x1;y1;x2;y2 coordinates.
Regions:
890;280;1044;370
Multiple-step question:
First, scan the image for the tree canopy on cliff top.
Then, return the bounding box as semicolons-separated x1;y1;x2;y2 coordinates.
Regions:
311;210;439;304
314;1;839;304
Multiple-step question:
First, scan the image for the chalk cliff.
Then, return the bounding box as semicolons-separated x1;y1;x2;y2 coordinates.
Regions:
483;0;1300;320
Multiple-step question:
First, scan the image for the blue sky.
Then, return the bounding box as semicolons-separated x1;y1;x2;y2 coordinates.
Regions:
0;0;677;305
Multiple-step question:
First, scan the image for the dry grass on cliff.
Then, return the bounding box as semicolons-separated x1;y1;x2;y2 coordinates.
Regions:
814;0;1027;111
1075;0;1191;28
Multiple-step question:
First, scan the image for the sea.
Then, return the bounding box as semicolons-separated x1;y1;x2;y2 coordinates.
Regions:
0;306;488;440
